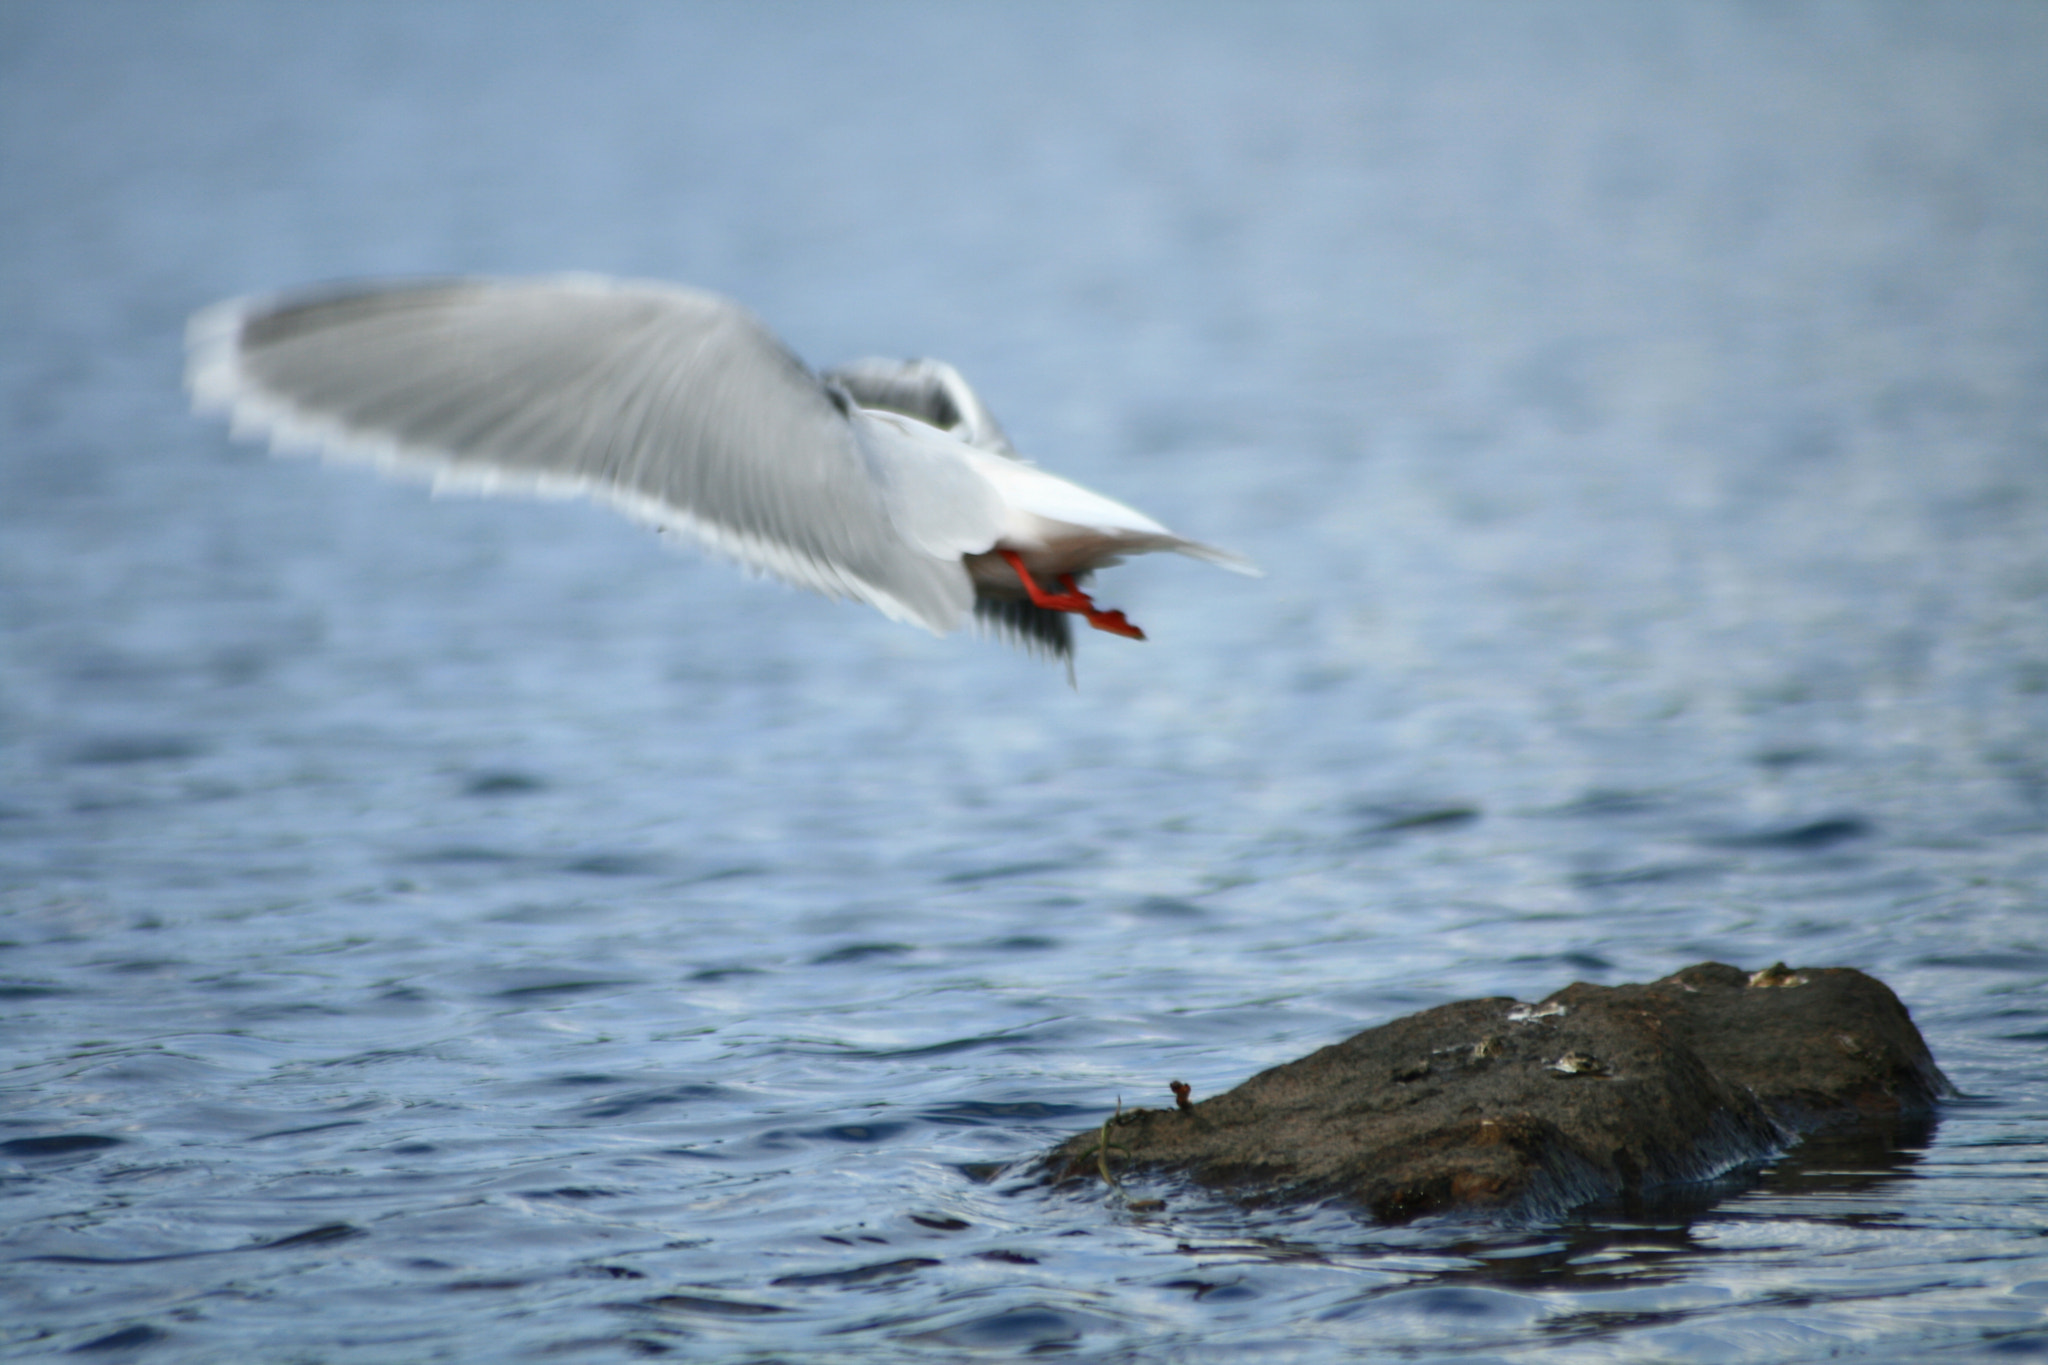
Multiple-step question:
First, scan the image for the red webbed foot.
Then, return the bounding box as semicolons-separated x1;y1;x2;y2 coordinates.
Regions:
998;550;1146;640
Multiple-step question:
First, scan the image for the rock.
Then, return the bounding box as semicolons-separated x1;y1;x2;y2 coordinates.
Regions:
1038;963;1952;1222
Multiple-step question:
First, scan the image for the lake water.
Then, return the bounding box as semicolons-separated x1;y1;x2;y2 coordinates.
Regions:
4;3;2047;1359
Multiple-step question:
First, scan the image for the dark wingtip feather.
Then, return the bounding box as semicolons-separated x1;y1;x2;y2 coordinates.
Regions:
973;595;1074;666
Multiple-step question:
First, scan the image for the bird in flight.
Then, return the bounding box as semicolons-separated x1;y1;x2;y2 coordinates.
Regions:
187;275;1256;664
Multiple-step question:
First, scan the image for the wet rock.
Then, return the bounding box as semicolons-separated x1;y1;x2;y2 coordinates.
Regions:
1039;963;1951;1222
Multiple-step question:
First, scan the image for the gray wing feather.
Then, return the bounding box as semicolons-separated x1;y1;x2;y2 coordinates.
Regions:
849;408;1006;562
187;276;981;633
824;357;1017;455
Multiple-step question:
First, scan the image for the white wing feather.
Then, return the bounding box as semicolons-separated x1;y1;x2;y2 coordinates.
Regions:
187;275;998;633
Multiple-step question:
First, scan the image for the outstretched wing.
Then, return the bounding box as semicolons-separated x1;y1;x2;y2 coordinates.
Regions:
187;275;981;633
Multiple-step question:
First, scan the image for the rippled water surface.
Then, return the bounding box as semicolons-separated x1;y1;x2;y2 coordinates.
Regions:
5;3;2048;1359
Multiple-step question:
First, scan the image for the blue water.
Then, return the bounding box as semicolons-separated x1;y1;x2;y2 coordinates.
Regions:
4;2;2047;1359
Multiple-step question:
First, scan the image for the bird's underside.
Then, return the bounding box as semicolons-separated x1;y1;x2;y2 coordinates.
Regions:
822;361;1157;659
187;275;1256;669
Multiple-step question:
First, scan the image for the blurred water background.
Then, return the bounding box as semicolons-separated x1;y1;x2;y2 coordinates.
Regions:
4;2;2047;1359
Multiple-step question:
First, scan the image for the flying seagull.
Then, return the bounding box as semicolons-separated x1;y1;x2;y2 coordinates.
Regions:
186;275;1255;664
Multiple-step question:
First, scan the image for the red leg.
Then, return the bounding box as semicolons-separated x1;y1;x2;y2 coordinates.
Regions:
998;550;1145;640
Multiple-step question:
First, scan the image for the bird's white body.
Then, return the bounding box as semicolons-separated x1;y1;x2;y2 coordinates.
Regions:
187;275;1254;660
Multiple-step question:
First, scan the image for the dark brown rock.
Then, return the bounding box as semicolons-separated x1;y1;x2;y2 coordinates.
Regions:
1038;963;1951;1222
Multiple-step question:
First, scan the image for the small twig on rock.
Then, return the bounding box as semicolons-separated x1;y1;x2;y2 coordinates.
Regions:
1073;1097;1129;1191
